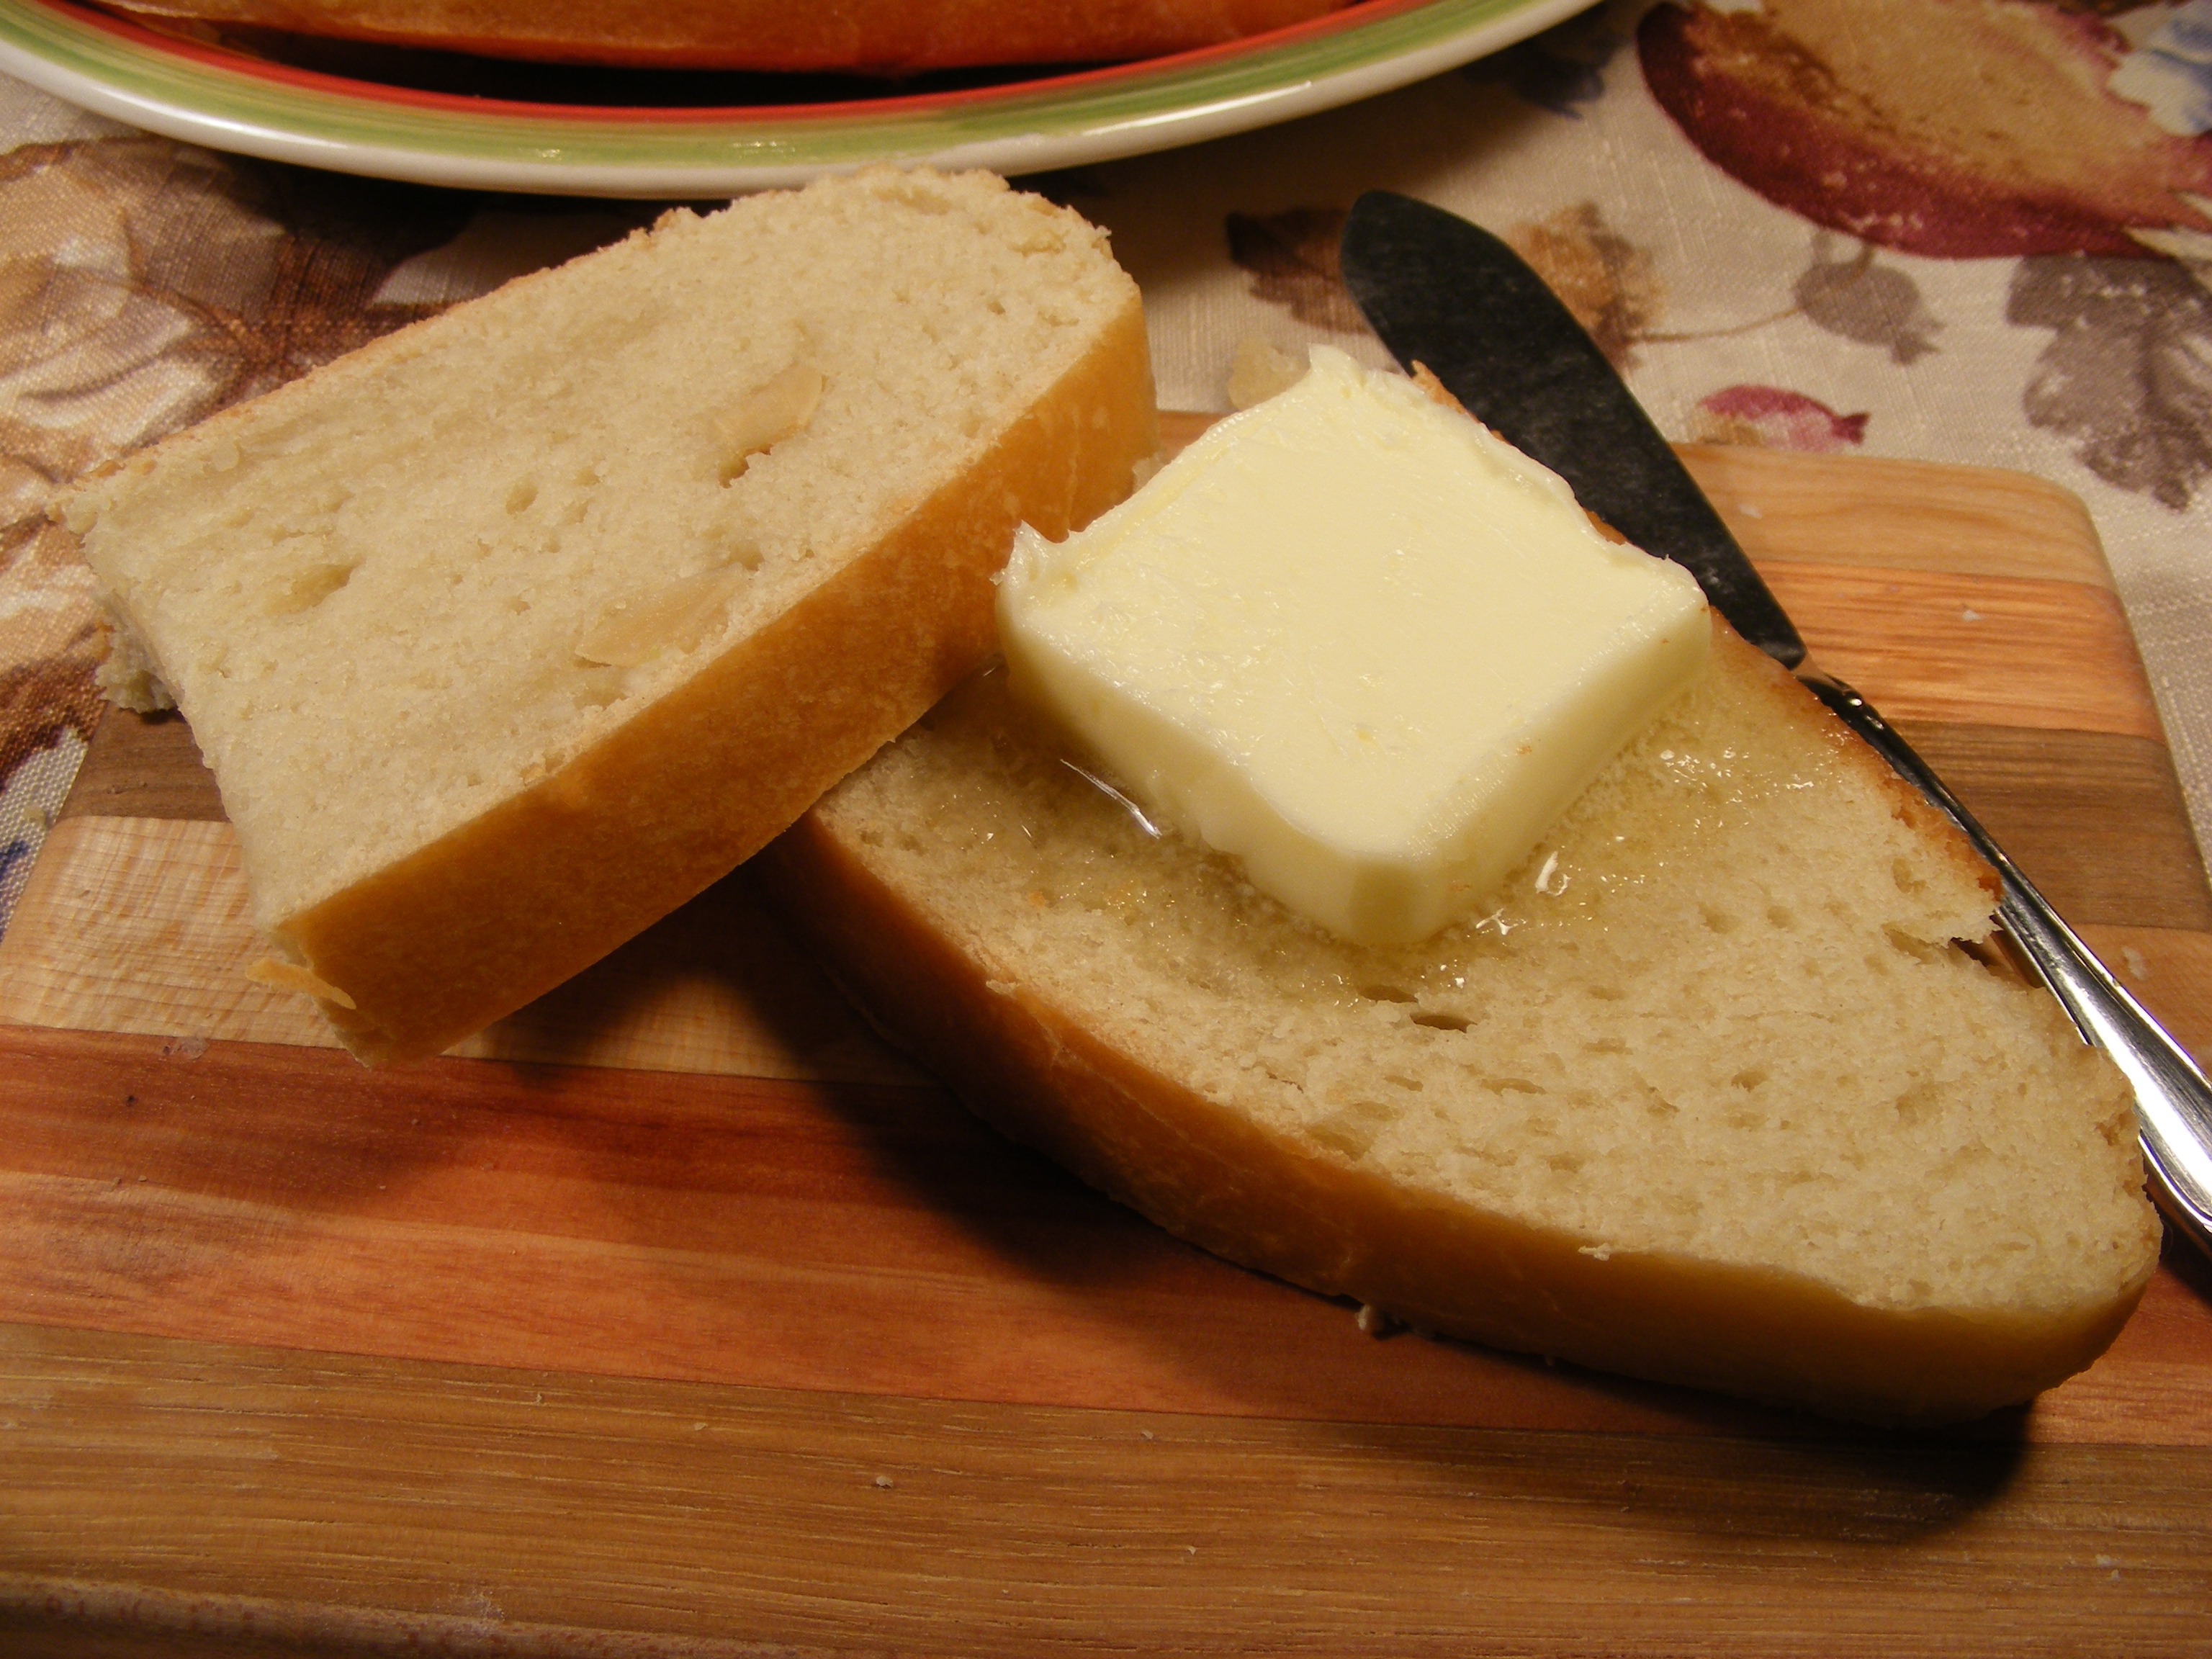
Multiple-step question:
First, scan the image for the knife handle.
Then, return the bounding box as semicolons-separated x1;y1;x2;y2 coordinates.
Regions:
1801;672;2212;1261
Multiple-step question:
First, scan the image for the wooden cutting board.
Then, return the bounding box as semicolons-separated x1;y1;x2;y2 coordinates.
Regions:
2;440;2209;1657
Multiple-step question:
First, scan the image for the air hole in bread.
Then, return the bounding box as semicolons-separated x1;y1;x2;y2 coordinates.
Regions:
1730;1066;1770;1091
716;360;824;484
1881;924;1945;964
1480;1076;1543;1095
1700;904;1738;934
505;480;537;514
1956;935;2034;986
1359;983;1416;1004
1411;1010;1470;1032
570;665;629;710
878;178;956;215
575;565;752;668
1586;984;1627;1001
264;557;359;617
1894;1082;1937;1125
1767;904;1797;930
1892;857;1926;895
1312;1098;1393;1159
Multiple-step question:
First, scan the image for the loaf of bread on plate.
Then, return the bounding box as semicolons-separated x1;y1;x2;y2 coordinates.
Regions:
756;625;2162;1426
61;166;1154;1064
97;0;1349;71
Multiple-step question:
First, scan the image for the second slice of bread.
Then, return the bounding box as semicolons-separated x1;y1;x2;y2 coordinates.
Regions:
757;629;2162;1425
64;167;1154;1063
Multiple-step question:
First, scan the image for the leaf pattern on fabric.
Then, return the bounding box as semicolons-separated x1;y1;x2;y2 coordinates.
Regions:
2;138;468;601
1794;235;1939;363
2009;252;2212;510
1690;385;1869;451
1461;5;1628;117
1639;0;2212;259
1505;202;1662;370
0;653;99;800
1226;207;1367;333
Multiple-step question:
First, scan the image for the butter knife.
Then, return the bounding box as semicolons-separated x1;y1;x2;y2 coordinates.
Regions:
1339;189;2212;1259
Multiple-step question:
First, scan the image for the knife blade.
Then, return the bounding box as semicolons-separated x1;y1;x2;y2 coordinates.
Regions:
1339;189;2212;1259
1339;192;1804;666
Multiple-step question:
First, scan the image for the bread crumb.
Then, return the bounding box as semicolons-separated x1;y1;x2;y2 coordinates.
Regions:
1226;334;1305;410
1354;1303;1402;1336
245;956;358;1010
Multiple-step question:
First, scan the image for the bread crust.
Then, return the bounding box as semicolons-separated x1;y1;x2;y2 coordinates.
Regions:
279;294;1154;1063
756;629;2154;1426
99;0;1348;71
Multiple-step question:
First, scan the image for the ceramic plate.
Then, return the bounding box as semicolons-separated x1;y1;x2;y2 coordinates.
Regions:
0;0;1588;196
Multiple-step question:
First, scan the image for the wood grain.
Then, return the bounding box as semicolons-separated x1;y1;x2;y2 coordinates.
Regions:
0;1017;2205;1447
1675;442;2119;587
1764;563;2159;737
1900;724;2212;931
2079;923;2212;1059
0;814;918;1077
2;441;2209;1655
57;705;220;823
4;1321;2211;1659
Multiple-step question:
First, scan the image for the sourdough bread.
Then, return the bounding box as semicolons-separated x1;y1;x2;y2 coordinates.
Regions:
63;166;1154;1064
757;630;2162;1424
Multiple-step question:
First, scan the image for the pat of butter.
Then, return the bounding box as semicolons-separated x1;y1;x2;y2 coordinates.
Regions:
996;346;1709;945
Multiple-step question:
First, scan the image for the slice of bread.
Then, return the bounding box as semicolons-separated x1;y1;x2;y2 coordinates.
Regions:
756;629;2162;1424
63;166;1154;1064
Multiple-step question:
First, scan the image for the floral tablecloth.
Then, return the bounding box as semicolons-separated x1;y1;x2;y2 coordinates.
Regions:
7;0;2212;937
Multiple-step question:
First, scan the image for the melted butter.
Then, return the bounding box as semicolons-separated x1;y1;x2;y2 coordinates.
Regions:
994;346;1710;947
914;647;1854;1035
